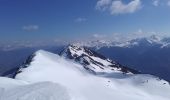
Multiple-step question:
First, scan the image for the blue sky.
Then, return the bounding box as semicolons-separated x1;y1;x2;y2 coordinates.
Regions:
0;0;170;42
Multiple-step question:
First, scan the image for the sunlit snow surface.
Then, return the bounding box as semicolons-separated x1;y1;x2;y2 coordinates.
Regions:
0;50;170;100
0;81;70;100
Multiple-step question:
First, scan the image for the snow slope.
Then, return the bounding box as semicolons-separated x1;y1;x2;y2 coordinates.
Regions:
0;77;27;91
0;81;70;100
0;77;71;100
10;49;170;100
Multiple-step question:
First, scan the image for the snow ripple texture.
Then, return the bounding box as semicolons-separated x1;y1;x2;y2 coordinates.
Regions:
0;82;71;100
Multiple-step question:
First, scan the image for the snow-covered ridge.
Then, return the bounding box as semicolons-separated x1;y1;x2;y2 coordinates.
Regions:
60;44;139;74
0;48;170;100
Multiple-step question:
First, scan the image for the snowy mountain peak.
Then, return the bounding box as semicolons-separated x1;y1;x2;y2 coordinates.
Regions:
149;35;161;41
146;35;162;44
60;44;139;74
1;47;170;100
13;50;52;77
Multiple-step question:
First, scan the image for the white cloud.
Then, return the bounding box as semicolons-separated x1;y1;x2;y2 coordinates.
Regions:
110;0;142;15
152;0;170;7
130;29;154;39
75;18;87;23
152;0;159;6
167;0;170;6
92;33;130;42
23;25;39;31
135;29;144;35
96;0;112;11
93;34;106;38
96;0;142;15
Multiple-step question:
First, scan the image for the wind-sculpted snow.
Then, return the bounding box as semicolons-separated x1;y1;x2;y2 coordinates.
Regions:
10;49;170;100
0;82;71;100
0;77;26;89
0;49;170;100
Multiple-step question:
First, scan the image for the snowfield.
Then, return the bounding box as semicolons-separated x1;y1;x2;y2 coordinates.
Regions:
0;50;170;100
0;82;70;100
0;77;71;100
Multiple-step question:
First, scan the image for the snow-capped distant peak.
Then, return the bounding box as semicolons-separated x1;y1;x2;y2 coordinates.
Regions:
60;44;139;74
74;35;170;49
146;35;162;44
150;35;162;41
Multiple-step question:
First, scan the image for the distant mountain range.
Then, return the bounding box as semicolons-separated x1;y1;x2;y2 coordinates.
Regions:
74;35;170;81
1;35;170;82
75;35;170;49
